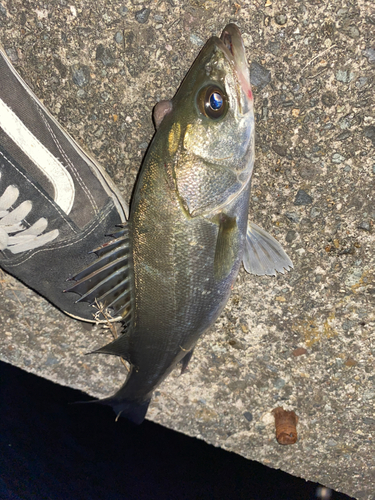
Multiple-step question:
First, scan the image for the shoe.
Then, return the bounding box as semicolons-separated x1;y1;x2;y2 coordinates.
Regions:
0;46;128;322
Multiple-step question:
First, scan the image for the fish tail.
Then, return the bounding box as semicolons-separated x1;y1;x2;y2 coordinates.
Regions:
98;395;151;424
75;394;151;424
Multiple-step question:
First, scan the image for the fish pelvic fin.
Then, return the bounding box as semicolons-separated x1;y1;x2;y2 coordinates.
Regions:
243;221;293;276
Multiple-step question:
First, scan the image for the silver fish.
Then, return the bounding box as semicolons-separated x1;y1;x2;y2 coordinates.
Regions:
67;24;292;423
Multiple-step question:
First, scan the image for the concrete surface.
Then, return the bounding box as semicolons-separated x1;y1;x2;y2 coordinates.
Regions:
0;1;374;498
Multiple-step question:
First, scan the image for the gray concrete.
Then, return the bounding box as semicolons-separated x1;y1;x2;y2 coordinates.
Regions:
0;1;374;498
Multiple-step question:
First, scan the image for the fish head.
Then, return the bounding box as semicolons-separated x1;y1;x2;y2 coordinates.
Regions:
157;24;254;217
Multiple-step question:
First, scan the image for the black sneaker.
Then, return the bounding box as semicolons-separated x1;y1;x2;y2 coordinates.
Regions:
0;46;128;322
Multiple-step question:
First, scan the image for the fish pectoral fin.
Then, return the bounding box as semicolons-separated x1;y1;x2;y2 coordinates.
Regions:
214;214;239;280
64;223;135;321
90;332;131;363
243;221;293;276
180;347;195;375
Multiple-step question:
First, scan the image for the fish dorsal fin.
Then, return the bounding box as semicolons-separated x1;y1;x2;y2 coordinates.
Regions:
180;347;195;375
91;331;132;362
65;223;135;323
243;221;293;276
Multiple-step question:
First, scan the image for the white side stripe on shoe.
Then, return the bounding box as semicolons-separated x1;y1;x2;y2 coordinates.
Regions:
0;173;58;254
0;97;75;215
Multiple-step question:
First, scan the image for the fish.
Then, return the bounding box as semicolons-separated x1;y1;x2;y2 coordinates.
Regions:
66;24;293;424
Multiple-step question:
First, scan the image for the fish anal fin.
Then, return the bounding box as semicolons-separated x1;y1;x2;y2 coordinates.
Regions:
243;221;293;276
214;214;239;280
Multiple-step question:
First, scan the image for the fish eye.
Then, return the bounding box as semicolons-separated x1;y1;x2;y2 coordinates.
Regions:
209;92;223;110
198;85;228;120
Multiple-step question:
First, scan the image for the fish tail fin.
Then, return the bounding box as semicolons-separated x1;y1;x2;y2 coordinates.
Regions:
99;395;151;424
75;396;150;424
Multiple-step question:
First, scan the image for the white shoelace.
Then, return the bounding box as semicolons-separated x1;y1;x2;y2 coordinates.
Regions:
0;172;59;254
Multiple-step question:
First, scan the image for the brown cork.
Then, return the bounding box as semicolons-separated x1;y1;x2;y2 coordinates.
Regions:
272;407;299;445
292;347;307;357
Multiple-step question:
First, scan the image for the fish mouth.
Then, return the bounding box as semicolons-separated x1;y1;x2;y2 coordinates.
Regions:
219;24;253;107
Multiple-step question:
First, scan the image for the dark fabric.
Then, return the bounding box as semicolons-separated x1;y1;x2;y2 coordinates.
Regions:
0;48;128;321
0;48;121;229
0;147;122;319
